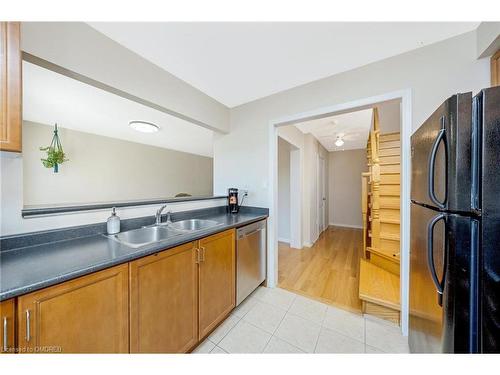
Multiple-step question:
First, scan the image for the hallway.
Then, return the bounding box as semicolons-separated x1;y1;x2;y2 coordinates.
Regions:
278;226;363;313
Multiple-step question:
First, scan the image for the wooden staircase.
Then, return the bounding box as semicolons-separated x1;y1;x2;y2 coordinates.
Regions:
359;108;401;324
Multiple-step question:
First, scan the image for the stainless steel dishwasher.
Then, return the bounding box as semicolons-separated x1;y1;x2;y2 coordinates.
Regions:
236;219;267;305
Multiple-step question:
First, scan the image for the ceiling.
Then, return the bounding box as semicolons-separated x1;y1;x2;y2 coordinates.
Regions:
89;22;479;108
295;108;373;151
23;61;214;157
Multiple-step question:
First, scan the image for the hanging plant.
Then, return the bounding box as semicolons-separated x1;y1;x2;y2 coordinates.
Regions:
40;123;68;173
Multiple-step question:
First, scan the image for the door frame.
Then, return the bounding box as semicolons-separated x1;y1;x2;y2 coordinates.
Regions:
289;147;302;249
317;154;327;235
267;89;412;336
277;136;302;248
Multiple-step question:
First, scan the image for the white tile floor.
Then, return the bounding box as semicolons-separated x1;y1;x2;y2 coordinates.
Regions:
192;286;409;354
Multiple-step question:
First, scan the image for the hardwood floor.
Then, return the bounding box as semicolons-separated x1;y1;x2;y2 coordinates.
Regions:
278;225;363;313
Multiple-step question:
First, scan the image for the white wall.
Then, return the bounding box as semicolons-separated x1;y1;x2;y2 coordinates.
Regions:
214;31;489;208
23;122;213;206
277;137;291;242
328;149;367;228
21;22;230;133
377;99;402;133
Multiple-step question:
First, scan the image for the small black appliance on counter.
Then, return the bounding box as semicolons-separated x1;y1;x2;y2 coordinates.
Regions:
228;188;239;213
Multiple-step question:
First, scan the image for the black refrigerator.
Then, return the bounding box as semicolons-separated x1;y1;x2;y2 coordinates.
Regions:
409;86;500;353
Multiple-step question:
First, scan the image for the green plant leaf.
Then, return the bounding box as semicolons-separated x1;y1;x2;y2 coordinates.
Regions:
40;146;68;169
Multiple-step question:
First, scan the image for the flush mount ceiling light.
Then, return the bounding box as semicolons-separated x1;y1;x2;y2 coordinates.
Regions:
335;135;344;147
129;120;160;133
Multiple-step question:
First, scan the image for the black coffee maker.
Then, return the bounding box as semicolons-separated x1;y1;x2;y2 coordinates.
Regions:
228;188;239;214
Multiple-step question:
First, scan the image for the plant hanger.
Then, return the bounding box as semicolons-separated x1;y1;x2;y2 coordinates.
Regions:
40;123;68;173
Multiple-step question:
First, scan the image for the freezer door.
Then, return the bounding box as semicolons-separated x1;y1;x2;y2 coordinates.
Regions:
409;203;478;353
410;93;472;212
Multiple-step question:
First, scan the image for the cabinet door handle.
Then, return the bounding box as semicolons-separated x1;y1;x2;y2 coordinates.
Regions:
200;246;206;262
25;310;31;342
195;248;201;263
2;317;7;352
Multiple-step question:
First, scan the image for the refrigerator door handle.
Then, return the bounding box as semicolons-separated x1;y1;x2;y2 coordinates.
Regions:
428;123;447;209
427;213;446;306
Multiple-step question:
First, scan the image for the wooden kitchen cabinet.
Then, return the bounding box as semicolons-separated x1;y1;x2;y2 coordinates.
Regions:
17;264;129;353
0;22;22;152
198;229;236;339
492;49;500;87
0;299;15;354
129;242;199;353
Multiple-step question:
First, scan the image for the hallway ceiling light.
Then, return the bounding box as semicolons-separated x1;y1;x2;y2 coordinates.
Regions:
335;135;344;147
129;120;160;133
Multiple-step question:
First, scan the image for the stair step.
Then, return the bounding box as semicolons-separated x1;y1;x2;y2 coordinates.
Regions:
359;259;400;311
380;137;400;144
381;222;400;237
380;185;400;196
380;232;400;241
379;155;400;164
379;140;400;149
381;238;400;254
380;174;400;185
379;133;400;142
367;247;400;264
367;249;400;277
380;163;400;174
379;147;400;157
380;218;400;224
380;196;400;209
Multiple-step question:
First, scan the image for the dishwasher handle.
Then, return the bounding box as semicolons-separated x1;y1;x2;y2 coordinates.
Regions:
237;220;266;239
238;227;263;239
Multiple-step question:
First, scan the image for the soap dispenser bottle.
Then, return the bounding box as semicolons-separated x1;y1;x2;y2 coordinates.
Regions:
107;207;120;234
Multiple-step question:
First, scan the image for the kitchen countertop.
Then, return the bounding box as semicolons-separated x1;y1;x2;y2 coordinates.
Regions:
0;210;267;301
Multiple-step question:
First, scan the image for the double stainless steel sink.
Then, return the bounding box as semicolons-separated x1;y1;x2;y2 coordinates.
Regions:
108;219;221;248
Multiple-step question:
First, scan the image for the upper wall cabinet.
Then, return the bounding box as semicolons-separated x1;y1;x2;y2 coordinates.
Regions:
492;49;500;87
0;22;22;153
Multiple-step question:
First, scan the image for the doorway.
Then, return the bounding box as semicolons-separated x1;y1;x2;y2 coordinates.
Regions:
268;89;411;335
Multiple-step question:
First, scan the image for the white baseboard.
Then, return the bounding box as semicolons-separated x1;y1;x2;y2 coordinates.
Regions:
329;222;363;229
278;237;290;243
302;241;313;248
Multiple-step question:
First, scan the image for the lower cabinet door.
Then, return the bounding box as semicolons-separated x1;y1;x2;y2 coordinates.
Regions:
129;242;198;353
17;264;129;353
198;229;236;339
0;299;15;354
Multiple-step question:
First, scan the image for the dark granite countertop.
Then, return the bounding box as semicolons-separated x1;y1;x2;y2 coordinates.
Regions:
0;207;268;301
